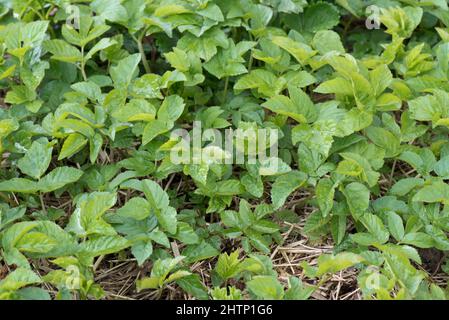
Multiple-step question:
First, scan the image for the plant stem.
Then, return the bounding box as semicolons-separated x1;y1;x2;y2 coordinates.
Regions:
0;192;14;206
157;288;163;299
19;0;34;19
248;53;254;72
93;255;105;271
45;5;54;20
132;31;151;74
40;193;46;214
80;46;87;81
222;76;229;103
248;31;254;71
80;67;87;81
137;39;152;73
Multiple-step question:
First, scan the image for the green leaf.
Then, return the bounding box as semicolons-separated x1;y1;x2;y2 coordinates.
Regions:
0;119;19;139
292;120;337;157
241;173;264;198
148;229;170;248
17;139;53;180
402;232;434;249
312;30;345;55
315;252;364;277
214;180;244;196
142;180;177;234
84;37;116;61
80;235;130;257
154;4;191;17
234;69;285;97
176;274;208;300
365;126;400;158
434;156;449;178
2;221;39;250
174;222;200;245
132;240;153;266
343;182;370;219
153;256;185;279
71;81;102;101
271;171;307;209
302;2;340;33
247;276;284;300
157;95;185;123
214;251;242;280
263;86;317;123
360;213;389;244
315;77;353;96
370;64;393;97
142;119;173;145
336;153;380;187
91;0;128;24
116;197;151;221
316;178;335;217
66;192;117;237
204;40;256;79
259;157;292;176
0;268;41;292
390;178;424;197
140;95;185;145
182;241;220;263
16;287;51;300
15;232;56;253
164;48;190;72
177;27;228;62
284;277;315;300
38;167;83;193
110;53;141;87
271;36;316;65
0;178;39;193
380;6;423;38
387;212;405;241
43;40;82;63
58;133;88;160
413;181;449;205
132;74;163;99
136;277;160;291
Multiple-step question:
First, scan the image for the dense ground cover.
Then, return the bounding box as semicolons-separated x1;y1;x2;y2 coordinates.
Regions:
0;0;449;300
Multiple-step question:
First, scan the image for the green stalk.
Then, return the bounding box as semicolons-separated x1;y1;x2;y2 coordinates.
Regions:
222;76;229;103
19;0;34;19
132;30;152;74
80;46;87;81
137;39;152;74
248;53;254;72
39;192;46;214
248;31;254;72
